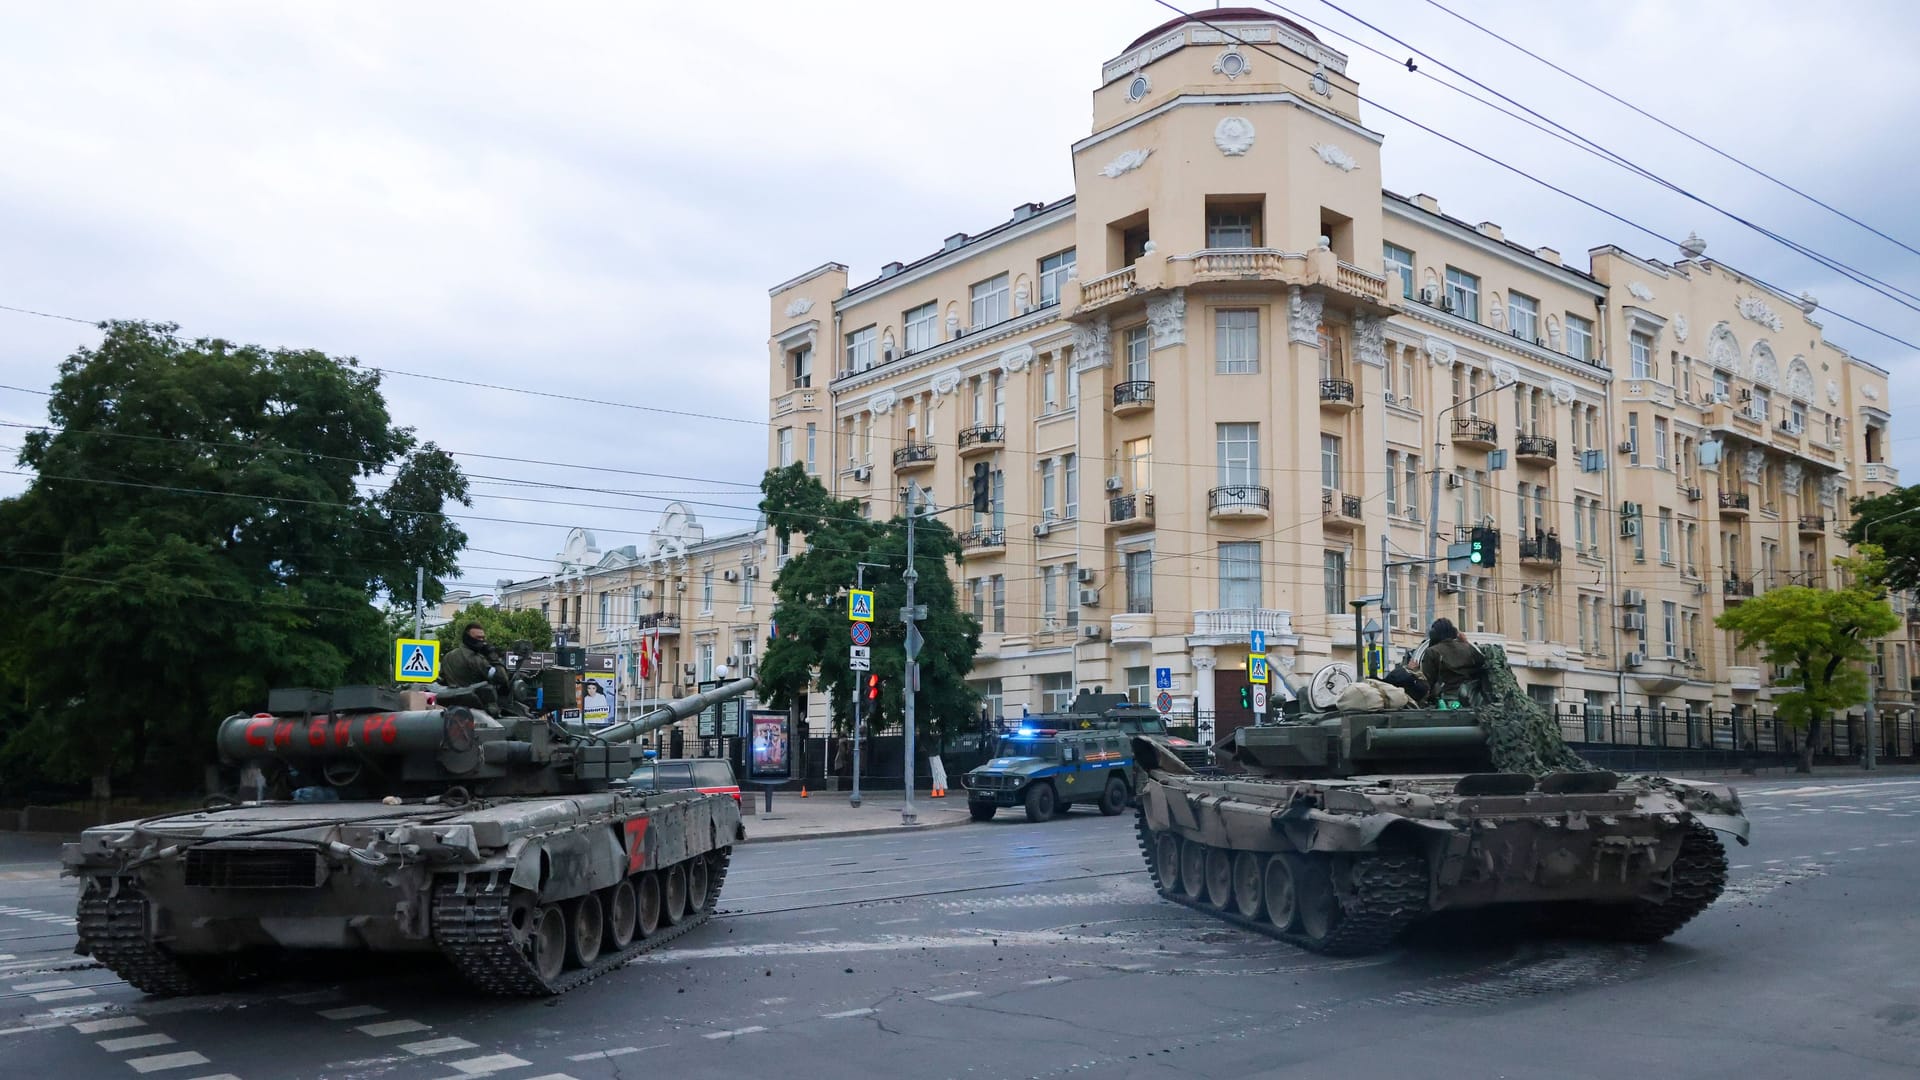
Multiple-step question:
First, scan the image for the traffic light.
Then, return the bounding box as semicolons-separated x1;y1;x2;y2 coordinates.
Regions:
970;462;991;514
865;673;882;702
1238;685;1253;710
1469;525;1500;569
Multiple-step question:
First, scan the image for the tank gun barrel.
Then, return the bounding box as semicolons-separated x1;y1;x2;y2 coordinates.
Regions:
597;677;757;745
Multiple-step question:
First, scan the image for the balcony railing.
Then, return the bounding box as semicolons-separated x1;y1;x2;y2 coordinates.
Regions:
958;527;1006;551
1193;608;1296;638
1519;533;1563;566
1078;265;1136;306
1719;491;1751;515
1209;485;1272;516
892;442;936;468
1108;492;1155;527
635;613;681;633
1321;489;1362;523
1798;515;1826;535
1724;578;1756;599
1318;378;1355;407
1866;462;1900;485
1515;433;1558;460
1113;381;1155;410
957;425;1005;453
1451;417;1498;446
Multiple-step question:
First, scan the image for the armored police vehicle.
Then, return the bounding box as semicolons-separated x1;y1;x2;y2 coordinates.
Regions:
964;727;1135;822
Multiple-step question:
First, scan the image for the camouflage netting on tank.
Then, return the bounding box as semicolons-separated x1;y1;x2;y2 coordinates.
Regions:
1476;644;1594;775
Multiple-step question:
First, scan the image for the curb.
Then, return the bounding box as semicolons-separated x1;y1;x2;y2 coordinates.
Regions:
741;812;973;845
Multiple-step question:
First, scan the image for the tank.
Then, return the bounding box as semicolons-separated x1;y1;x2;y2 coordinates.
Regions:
1129;645;1750;955
62;669;756;997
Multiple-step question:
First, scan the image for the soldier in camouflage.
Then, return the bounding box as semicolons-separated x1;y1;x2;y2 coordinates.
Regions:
443;622;510;712
1420;618;1487;707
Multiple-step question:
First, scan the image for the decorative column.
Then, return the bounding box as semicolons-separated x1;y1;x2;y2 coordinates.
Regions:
1192;650;1218;745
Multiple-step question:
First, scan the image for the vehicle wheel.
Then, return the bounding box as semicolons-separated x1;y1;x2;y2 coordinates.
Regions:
688;856;711;911
969;803;996;822
604;880;638;950
1154;832;1182;893
1204;848;1234;909
529;905;567;983
1023;783;1056;823
1294;854;1343;945
1098;777;1128;816
1232;852;1265;919
634;872;662;938
1179;839;1208;901
662;864;688;925
1264;855;1302;931
564;892;604;968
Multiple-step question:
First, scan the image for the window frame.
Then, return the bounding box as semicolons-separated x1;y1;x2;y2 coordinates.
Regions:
969;273;1010;329
1383;242;1415;299
903;301;938;353
1444;267;1480;322
1214;308;1261;374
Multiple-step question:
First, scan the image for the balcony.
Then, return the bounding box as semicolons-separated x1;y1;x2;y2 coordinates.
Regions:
1078;265;1137;307
636;612;681;635
892;442;936;471
1112;381;1155;416
1192;607;1297;644
959;527;1006;554
1728;666;1762;692
1718;491;1751;518
957;425;1005;456
771;388;819;418
1865;461;1900;488
1321;489;1363;530
1317;378;1356;412
1077;247;1389;317
1724;578;1755;601
1208;485;1272;521
1798;515;1826;537
1451;417;1498;449
1515;433;1558;464
1774;419;1806;448
1107;492;1155;531
1518;533;1563;567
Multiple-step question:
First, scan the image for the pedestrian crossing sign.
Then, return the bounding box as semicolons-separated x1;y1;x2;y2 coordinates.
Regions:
848;588;875;623
1248;653;1270;685
395;639;439;683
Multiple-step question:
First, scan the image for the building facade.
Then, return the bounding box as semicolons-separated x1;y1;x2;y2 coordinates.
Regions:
497;506;774;744
764;8;1911;749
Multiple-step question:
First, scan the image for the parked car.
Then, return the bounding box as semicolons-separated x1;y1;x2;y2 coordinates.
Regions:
626;756;741;802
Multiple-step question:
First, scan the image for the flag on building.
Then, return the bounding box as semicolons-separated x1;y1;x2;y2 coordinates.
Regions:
638;633;652;681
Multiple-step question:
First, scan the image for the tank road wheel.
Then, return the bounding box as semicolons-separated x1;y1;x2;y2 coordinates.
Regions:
1232;852;1266;920
1099;776;1128;816
564;893;605;968
688;856;712;911
969;803;996;822
1179;839;1209;901
1024;783;1057;823
1204;848;1235;910
529;905;568;984
662;864;689;925
634;872;663;938
1154;832;1182;893
1263;855;1302;931
603;880;638;950
1294;855;1344;947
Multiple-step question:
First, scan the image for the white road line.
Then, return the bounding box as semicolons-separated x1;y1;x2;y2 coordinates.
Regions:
1023;976;1071;986
126;1051;211;1074
74;1017;147;1034
928;990;982;1002
318;1005;386;1020
446;1053;531;1075
1763;858;1785;865
99;1034;176;1053
522;1074;582;1080
794;928;839;936
12;979;72;991
31;989;95;1002
759;996;790;1006
1824;851;1842;856
873;918;920;926
1850;846;1868;851
566;1045;664;1061
1112;963;1154;971
821;1008;876;1019
1877;842;1895;847
399;1036;479;1056
701;1026;767;1040
356;1019;431;1037
184;1074;241;1080
0;954;14;961
1730;864;1752;869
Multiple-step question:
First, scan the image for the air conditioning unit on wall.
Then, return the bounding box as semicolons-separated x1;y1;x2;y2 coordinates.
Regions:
1078;588;1100;606
1439;573;1464;594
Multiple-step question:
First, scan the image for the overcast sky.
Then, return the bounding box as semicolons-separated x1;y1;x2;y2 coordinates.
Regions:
3;0;1916;595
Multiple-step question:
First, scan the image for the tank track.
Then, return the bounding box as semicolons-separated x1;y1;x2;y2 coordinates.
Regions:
1133;806;1426;956
432;847;731;997
1561;820;1728;943
76;887;253;997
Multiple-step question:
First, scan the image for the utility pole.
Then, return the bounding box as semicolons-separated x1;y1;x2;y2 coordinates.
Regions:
849;559;887;807
414;566;425;639
1424;380;1512;632
901;482;925;827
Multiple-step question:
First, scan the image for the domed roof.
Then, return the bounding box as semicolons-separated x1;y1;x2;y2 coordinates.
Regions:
1124;6;1320;51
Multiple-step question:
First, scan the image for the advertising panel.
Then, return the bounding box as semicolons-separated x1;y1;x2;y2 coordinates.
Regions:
747;709;791;782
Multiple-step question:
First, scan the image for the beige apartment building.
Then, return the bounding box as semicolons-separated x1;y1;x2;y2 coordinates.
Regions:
765;8;1913;750
496;506;775;744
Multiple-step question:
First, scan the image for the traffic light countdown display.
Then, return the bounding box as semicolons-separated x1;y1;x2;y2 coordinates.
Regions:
1468;525;1500;569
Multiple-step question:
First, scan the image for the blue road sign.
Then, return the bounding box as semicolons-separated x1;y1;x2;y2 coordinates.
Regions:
1248;653;1270;685
848;589;875;622
1249;629;1266;654
395;639;439;682
850;621;873;646
1155;691;1173;714
1154;666;1172;690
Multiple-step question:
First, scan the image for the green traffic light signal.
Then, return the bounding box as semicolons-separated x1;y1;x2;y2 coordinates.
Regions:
1239;685;1252;709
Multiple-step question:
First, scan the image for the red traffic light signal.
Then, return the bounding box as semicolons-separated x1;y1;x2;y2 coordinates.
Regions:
865;673;881;701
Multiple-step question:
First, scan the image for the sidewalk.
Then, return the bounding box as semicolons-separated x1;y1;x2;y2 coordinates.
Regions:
739;789;974;844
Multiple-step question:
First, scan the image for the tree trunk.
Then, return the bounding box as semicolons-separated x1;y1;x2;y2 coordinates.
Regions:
1798;716;1822;774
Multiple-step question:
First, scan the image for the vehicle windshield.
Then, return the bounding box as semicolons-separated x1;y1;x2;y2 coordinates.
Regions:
994;736;1057;758
627;765;655;787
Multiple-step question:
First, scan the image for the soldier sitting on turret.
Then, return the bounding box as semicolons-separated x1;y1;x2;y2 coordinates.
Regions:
443;622;511;714
1420;618;1487;709
1381;651;1430;705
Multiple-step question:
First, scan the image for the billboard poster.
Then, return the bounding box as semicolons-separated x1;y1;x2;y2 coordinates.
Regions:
747;709;791;782
577;652;619;726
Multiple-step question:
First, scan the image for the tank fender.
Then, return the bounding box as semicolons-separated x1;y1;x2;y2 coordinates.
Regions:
504;827;627;901
1274;805;1457;854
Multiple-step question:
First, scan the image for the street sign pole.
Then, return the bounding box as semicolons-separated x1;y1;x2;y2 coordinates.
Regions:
849;561;886;809
901;483;922;827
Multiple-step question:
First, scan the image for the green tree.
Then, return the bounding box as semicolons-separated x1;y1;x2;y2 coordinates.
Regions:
0;321;471;798
1845;486;1920;590
434;601;554;656
1715;550;1900;772
757;465;981;742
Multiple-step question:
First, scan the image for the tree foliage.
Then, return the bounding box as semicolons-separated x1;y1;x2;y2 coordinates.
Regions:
1845;486;1920;591
757;465;981;739
1716;550;1899;769
0;321;472;796
433;601;553;656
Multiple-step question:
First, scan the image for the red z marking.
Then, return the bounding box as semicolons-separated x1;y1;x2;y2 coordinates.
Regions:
623;817;651;873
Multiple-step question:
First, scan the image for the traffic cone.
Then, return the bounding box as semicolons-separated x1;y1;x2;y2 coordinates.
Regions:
931;785;945;798
800;786;808;798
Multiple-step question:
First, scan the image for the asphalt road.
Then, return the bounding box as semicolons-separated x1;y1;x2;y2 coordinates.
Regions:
2;775;1918;1079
